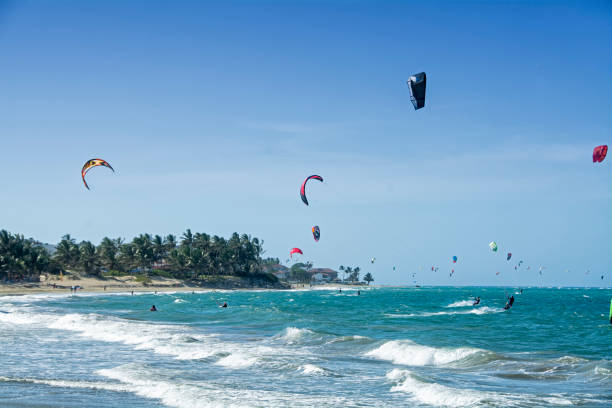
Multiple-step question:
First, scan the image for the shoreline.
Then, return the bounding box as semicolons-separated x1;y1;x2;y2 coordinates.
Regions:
0;277;371;296
1;282;607;297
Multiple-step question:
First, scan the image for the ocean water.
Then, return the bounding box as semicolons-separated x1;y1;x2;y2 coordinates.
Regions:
0;287;610;408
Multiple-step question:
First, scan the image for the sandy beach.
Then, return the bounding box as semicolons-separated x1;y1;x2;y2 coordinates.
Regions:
0;275;367;296
0;275;194;296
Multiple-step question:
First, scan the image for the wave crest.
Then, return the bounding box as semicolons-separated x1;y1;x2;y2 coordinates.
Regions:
366;340;482;367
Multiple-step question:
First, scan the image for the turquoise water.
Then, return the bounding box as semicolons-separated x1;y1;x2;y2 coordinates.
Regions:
0;287;610;407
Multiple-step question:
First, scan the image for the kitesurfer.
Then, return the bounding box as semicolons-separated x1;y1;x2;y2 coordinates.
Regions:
504;295;514;310
150;305;157;312
357;290;361;296
220;302;228;308
473;296;481;306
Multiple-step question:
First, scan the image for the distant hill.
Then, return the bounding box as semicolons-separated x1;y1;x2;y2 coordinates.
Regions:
37;243;56;255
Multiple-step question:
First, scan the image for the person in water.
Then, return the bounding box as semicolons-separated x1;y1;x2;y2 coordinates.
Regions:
473;296;481;306
150;305;157;311
357;290;360;296
220;302;228;308
504;295;515;310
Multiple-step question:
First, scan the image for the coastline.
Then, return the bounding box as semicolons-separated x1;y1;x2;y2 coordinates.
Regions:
0;276;371;296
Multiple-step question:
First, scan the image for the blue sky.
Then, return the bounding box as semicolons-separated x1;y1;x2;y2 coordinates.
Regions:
0;0;610;285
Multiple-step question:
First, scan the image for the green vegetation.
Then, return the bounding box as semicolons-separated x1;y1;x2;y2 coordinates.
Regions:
339;265;361;282
1;229;272;284
363;272;374;285
289;262;313;282
0;230;59;282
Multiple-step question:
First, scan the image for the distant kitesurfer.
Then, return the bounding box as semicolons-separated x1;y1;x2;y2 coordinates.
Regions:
357;290;361;296
150;305;157;312
473;296;481;306
504;295;514;310
220;302;228;308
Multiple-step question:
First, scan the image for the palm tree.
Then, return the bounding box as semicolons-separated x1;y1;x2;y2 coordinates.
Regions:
363;272;374;285
118;243;137;273
53;234;79;270
344;266;352;283
351;267;361;282
181;229;194;248
169;248;188;277
164;234;177;252
152;235;165;267
132;234;154;273
98;237;120;271
339;265;344;282
79;241;99;275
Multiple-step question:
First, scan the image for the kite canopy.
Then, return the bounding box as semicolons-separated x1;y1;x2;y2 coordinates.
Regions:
593;145;608;163
312;226;320;242
507;253;512;261
407;72;426;110
489;242;498;252
81;158;114;190
289;248;303;258
300;175;323;206
371;257;376;264
452;256;457;263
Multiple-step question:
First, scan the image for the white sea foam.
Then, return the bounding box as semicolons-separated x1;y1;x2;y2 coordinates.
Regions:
0;309;275;368
386;306;503;318
173;299;187;303
97;364;351;408
0;375;132;393
277;327;315;344
298;364;326;375
366;340;482;367
386;369;485;407
541;396;573;405
215;353;257;369
445;300;474;308
385;370;580;407
325;334;370;345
